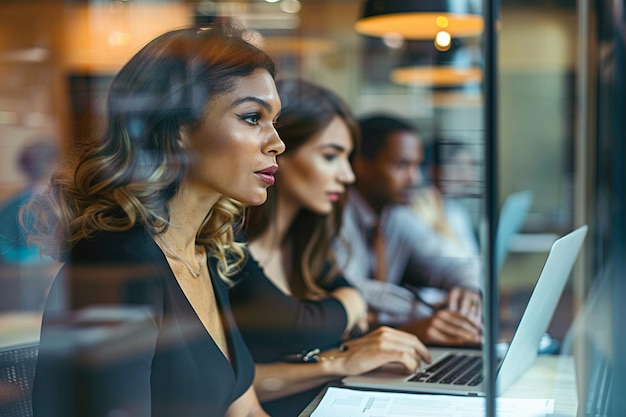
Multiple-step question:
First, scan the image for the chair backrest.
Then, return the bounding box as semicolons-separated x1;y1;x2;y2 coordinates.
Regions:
495;190;534;273
0;343;38;417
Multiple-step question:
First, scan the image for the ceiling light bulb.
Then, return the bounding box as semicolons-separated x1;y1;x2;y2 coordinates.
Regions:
280;0;301;14
434;31;452;51
383;32;404;49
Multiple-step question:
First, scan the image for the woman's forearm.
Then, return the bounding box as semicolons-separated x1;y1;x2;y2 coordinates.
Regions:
253;358;344;402
329;286;368;334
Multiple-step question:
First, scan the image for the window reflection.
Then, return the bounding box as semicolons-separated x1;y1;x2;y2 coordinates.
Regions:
0;1;622;416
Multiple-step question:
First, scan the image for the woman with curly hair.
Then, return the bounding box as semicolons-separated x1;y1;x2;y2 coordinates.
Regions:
27;23;284;417
230;78;430;417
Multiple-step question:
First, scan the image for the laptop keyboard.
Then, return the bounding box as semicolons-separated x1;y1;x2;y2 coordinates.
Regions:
408;353;484;386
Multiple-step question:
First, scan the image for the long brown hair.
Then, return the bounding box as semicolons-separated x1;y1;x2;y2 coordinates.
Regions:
244;78;360;297
23;22;276;282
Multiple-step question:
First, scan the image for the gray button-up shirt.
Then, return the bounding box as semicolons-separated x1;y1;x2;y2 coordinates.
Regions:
335;188;482;325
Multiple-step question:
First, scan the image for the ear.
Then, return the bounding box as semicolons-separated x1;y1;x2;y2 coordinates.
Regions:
178;125;190;148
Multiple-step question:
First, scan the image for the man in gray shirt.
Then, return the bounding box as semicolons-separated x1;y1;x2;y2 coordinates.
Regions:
335;114;482;346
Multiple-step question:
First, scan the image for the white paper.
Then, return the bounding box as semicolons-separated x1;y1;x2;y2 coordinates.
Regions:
310;387;554;417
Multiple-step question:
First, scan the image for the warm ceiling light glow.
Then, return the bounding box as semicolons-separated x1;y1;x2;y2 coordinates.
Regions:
355;13;483;39
108;31;131;46
65;2;191;72
382;32;404;49
390;66;483;87
434;31;452;51
355;1;483;40
280;0;301;14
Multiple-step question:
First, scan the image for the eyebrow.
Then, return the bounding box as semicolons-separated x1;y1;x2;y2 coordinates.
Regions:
318;143;351;153
231;96;275;113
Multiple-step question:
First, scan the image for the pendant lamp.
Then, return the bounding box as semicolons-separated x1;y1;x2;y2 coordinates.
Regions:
390;40;482;87
391;65;482;86
355;0;483;40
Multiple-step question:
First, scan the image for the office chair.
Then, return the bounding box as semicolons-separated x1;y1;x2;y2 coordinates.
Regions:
0;343;38;417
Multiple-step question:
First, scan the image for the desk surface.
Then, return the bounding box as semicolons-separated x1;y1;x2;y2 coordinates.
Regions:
0;312;41;348
501;355;577;416
299;354;577;416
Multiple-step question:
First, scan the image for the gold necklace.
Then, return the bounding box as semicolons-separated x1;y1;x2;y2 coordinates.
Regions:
157;234;205;279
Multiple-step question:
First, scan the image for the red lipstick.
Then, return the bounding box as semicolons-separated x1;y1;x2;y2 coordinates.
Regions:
255;166;278;186
328;193;341;202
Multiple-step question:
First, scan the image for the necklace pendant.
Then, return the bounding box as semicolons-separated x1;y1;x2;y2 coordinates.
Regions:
157;234;204;279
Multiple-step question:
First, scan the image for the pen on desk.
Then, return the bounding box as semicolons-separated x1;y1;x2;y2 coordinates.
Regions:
404;285;445;312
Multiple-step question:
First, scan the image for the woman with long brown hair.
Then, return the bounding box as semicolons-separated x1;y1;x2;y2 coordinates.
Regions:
231;78;430;417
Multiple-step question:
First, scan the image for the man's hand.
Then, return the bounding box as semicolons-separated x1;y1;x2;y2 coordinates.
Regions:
401;309;481;346
446;287;482;327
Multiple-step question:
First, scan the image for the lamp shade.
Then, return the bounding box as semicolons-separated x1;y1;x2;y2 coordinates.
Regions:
391;66;482;86
390;41;482;87
355;0;483;39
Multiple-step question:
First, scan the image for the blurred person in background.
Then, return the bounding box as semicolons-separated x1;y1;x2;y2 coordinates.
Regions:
336;114;483;347
410;138;480;257
231;79;431;417
0;139;58;265
26;23;283;417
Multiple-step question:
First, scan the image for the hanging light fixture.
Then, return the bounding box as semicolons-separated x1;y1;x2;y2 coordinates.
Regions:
390;40;482;87
391;66;482;86
354;0;483;40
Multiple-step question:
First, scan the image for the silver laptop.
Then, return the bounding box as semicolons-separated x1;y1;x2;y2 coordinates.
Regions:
343;224;588;396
